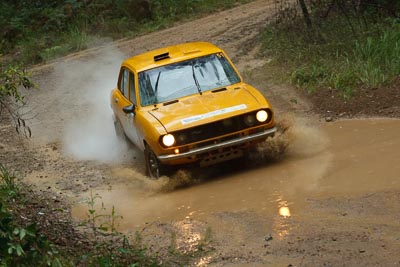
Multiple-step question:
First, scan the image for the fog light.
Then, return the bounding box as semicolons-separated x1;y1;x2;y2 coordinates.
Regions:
162;134;175;147
174;148;180;154
256;110;268;122
244;114;256;126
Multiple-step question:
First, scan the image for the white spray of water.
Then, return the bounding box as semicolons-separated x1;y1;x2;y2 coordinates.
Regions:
58;46;132;163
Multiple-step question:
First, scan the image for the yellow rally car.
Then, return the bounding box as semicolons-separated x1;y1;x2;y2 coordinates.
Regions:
111;42;276;178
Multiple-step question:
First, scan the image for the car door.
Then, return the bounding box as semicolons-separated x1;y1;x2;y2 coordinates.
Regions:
115;68;140;147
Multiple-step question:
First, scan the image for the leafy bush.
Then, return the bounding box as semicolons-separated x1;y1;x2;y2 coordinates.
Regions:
0;65;35;136
0;164;63;266
1;0;248;64
0;213;63;267
0;165;18;198
0;66;33;103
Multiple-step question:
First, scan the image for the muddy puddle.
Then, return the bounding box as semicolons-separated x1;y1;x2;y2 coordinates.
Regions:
72;119;400;233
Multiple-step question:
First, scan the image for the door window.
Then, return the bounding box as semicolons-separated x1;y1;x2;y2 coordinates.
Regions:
119;68;129;99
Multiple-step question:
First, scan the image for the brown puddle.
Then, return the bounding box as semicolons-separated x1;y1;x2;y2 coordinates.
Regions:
72;119;400;232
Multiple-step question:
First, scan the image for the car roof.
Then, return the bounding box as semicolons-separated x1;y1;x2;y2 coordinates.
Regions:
122;42;223;72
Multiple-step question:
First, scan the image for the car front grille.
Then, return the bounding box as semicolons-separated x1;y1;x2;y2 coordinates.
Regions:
172;109;272;147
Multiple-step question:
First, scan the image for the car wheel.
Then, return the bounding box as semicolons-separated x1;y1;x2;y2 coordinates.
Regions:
144;145;166;179
113;118;126;141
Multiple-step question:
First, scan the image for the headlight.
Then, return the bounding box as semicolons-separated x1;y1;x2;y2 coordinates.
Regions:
162;134;175;147
256;110;268;122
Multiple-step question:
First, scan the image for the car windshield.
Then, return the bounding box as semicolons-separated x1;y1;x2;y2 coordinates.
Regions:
138;53;241;106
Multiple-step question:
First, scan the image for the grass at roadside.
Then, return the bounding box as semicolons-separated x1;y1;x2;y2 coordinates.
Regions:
0;164;161;266
1;0;249;65
260;8;400;98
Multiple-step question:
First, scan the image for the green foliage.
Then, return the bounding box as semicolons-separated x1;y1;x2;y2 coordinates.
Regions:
0;164;63;266
0;65;35;136
353;22;400;88
77;189;215;266
82;190;123;234
1;0;248;64
262;1;400;97
0;216;63;267
0;66;34;103
0;165;159;266
77;190;159;266
0;164;18;198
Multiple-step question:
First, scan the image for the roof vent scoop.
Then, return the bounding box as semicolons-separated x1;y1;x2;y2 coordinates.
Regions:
154;52;170;61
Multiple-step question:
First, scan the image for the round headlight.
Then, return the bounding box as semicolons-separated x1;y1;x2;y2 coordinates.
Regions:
162;134;175;147
256;110;268;122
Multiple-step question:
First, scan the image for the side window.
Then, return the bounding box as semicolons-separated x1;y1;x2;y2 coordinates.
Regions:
119;69;129;99
129;72;137;105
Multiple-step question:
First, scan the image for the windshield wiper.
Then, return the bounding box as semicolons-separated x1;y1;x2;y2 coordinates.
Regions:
192;64;202;95
154;71;161;94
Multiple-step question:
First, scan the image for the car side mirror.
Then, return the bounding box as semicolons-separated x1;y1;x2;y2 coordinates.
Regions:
123;104;136;115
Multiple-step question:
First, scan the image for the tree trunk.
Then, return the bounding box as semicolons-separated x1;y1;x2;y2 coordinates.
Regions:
298;0;312;28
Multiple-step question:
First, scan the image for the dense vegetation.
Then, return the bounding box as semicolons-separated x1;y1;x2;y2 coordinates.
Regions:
0;0;248;65
261;0;400;97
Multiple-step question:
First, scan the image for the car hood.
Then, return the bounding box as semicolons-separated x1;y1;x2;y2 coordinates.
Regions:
148;86;265;132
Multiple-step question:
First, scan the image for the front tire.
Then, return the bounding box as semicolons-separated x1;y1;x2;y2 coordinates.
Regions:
144;145;167;179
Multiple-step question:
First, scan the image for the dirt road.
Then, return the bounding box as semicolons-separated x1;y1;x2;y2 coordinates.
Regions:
2;0;400;266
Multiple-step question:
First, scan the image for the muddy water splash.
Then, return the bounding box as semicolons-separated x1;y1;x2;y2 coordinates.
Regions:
28;46;132;163
72;116;331;227
73;119;400;233
258;114;329;161
60;48;132;163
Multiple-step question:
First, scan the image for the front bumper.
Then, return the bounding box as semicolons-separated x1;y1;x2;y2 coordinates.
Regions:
157;126;277;163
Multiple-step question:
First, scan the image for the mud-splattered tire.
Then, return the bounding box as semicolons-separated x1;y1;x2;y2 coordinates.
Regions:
144;145;167;179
